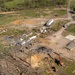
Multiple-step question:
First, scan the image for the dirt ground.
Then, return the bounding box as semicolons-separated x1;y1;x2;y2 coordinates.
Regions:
0;11;15;14
39;27;75;60
0;4;75;74
21;18;47;28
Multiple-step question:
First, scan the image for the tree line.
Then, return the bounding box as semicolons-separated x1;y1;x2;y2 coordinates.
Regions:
0;0;68;11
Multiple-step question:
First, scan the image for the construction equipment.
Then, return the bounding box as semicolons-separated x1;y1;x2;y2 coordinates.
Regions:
54;52;63;66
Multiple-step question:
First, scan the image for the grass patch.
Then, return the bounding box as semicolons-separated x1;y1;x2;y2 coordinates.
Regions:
17;8;51;18
55;10;66;15
67;24;75;33
0;14;5;17
4;0;25;9
0;14;18;25
23;9;41;18
0;8;50;26
18;8;67;18
51;20;69;31
63;24;75;36
72;16;75;21
66;62;75;75
0;43;12;58
0;8;67;26
66;24;75;35
1;29;27;37
71;0;75;11
51;9;67;17
55;58;75;75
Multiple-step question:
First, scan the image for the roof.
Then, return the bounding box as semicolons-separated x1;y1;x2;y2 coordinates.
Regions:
66;41;75;50
65;35;75;41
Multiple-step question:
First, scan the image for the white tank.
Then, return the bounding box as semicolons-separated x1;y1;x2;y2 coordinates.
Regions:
45;19;54;26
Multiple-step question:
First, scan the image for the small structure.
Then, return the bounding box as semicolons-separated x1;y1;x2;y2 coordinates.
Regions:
66;41;75;51
65;35;75;41
44;19;54;27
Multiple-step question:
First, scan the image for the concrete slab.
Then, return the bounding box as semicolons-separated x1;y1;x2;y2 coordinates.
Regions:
65;35;75;41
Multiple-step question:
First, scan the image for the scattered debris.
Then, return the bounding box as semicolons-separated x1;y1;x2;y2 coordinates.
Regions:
25;32;33;37
0;29;7;34
40;27;47;33
19;38;23;41
27;36;36;42
21;41;26;45
36;46;52;53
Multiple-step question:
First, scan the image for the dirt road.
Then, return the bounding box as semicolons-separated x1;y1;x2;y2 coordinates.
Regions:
67;0;73;21
0;11;15;14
